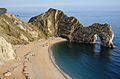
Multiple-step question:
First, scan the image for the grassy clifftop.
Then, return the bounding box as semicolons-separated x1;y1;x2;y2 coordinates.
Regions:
0;13;45;45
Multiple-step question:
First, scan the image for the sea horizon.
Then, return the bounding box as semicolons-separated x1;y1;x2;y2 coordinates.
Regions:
0;5;120;79
10;7;120;79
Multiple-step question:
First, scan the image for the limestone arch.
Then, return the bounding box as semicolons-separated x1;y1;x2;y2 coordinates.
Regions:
93;23;115;48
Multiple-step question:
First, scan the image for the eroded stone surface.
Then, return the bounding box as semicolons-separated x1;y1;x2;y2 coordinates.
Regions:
0;13;45;45
29;8;115;48
70;23;115;48
29;8;82;38
0;8;7;14
0;36;16;65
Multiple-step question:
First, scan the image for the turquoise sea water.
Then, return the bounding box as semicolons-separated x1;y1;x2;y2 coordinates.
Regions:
10;9;120;79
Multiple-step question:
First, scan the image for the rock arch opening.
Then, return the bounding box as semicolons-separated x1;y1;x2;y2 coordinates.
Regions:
96;34;101;43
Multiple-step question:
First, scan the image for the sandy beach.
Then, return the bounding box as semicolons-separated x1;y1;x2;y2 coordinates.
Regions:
0;37;71;79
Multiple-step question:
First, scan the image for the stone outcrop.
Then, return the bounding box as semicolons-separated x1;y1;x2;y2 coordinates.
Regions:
0;8;48;64
70;23;115;48
0;8;7;14
29;8;82;37
0;36;15;65
29;8;115;48
0;13;45;45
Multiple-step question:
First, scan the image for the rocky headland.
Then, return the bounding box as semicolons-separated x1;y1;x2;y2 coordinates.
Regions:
29;8;115;48
0;8;115;79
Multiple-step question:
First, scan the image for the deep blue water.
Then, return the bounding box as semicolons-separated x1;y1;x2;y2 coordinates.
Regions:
51;10;120;79
52;41;120;79
9;9;120;79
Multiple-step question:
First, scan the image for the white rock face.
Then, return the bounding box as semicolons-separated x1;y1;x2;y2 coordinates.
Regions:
4;72;12;77
20;34;29;42
0;36;16;65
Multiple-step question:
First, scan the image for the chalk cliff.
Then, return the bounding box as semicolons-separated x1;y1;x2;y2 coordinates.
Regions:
29;8;115;48
0;8;45;64
0;36;15;64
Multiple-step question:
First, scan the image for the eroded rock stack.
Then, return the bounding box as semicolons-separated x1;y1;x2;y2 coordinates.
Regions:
29;8;115;48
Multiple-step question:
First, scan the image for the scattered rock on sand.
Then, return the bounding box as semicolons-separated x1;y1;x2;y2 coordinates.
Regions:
3;71;12;77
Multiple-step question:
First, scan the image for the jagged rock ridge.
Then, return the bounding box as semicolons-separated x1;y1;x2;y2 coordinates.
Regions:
29;8;82;37
29;8;115;48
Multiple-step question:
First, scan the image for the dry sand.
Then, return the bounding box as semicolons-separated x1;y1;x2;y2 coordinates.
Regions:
0;37;71;79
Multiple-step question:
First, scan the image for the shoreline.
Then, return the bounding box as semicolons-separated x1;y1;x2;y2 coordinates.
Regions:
48;41;72;79
0;37;71;79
